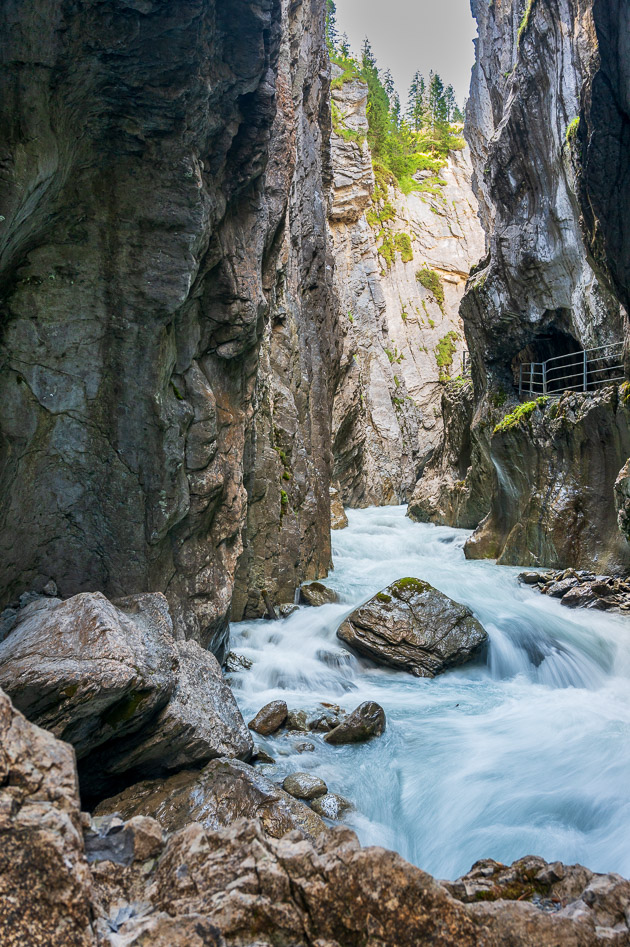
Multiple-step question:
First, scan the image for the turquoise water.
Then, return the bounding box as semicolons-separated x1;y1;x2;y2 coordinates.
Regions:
229;506;630;880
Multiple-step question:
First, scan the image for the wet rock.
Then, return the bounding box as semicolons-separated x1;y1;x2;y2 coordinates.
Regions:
311;793;353;820
300;582;340;607
82;639;254;795
248;700;288;736
224;652;253;673
546;578;580;598
282;773;328;800
306;708;344;732
561;586;597;608
252;747;276;765
522;567;630;614
0;592;178;758
330;485;349;531
94;758;326;842
337;577;488;677
324;701;386;745
519;572;544;585
286;709;309;731
295;742;316;753
0;687;95;944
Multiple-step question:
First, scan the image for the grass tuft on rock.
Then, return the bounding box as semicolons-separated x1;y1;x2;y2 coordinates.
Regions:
493;397;549;434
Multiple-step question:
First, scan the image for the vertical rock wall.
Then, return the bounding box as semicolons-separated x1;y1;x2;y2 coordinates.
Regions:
411;0;630;574
231;0;341;620
329;76;484;507
0;0;338;652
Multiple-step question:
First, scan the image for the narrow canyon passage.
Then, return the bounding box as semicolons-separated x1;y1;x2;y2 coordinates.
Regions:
230;506;630;880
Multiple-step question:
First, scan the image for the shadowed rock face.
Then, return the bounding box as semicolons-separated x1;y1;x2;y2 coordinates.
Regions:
0;591;253;799
0;0;339;652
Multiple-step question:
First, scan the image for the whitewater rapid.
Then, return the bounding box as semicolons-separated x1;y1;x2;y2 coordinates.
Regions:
228;506;630;880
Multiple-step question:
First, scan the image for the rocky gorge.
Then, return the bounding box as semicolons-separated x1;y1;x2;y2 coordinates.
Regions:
2;0;630;944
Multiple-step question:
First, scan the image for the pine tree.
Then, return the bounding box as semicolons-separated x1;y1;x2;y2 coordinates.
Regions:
444;84;457;123
326;0;338;53
407;71;427;132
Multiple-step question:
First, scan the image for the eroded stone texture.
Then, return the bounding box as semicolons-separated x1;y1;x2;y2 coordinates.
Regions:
0;591;253;798
465;388;630;572
329;75;484;508
230;0;341;621
0;0;339;654
338;578;488;677
0;688;95;945
94;757;326;841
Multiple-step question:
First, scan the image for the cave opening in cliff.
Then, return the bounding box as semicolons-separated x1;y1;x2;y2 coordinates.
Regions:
510;324;584;395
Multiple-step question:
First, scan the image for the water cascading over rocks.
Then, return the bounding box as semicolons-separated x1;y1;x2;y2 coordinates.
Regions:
410;0;630;574
0;0;341;652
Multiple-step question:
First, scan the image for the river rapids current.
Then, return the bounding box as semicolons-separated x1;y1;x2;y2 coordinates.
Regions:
229;506;630;880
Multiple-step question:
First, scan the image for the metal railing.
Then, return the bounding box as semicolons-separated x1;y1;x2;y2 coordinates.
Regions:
518;341;625;399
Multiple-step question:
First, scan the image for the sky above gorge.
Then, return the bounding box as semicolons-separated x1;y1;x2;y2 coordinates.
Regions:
334;0;477;108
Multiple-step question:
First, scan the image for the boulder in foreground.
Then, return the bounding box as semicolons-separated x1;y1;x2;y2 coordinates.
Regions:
0;688;95;944
338;578;488;677
95;757;326;841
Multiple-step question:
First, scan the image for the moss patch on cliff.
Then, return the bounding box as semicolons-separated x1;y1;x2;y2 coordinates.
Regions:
493;397;548;434
435;331;459;381
330;53;361;90
517;0;536;46
395;233;413;263
416;266;445;312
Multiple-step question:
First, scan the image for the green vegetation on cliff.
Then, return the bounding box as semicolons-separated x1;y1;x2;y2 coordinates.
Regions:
494;397;549;434
416;266;445;312
326;3;464;195
435;331;459;381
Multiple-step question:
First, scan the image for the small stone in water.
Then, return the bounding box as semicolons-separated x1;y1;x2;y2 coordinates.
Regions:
295;742;315;753
248;700;288;735
324;701;385;744
283;772;328;800
310;792;352;820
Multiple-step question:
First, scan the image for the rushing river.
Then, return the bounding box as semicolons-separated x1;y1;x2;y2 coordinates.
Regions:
229;506;630;880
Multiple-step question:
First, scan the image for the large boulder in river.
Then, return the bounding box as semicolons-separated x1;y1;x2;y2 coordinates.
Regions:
337;578;488;677
95;758;327;842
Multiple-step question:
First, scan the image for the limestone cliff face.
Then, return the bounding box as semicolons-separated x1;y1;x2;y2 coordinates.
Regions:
329;76;484;507
412;0;630;573
0;0;338;653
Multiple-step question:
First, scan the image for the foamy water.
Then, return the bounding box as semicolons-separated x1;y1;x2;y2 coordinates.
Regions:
229;506;630;879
